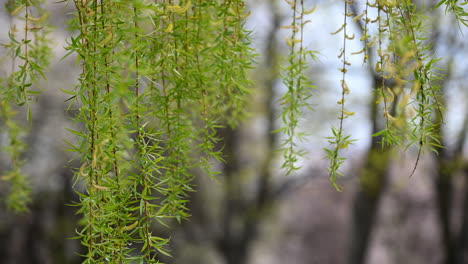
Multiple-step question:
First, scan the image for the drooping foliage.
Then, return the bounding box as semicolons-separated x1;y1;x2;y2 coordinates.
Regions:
0;0;467;262
325;0;448;188
1;0;52;212
62;0;254;262
277;0;317;175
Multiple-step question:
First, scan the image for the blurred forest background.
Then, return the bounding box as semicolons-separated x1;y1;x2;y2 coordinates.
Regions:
1;0;468;263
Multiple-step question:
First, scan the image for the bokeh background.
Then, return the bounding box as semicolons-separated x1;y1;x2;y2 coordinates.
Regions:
1;0;468;263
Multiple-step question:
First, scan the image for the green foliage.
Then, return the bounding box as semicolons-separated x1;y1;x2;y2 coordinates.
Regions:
277;1;317;175
436;0;468;27
0;0;466;261
62;0;254;262
0;0;52;212
325;0;446;187
324;0;356;190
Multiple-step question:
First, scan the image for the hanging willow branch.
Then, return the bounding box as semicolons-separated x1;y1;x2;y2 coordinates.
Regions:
395;1;444;176
278;0;317;175
324;0;447;185
0;0;52;212
436;0;468;27
63;0;254;261
325;0;356;190
1;0;465;259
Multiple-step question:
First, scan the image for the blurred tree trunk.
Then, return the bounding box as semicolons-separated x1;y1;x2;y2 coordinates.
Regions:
434;147;454;262
458;164;468;264
349;151;390;264
218;126;249;264
433;106;454;264
453;116;468;264
0;169;81;264
348;75;392;264
0;97;82;264
217;2;281;263
347;6;395;263
430;8;468;261
434;110;468;264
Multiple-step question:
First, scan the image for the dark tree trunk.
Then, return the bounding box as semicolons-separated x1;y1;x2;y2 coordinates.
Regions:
456;169;468;264
347;72;393;264
348;147;390;264
433;103;468;264
454;117;468;264
435;154;456;264
216;1;281;263
217;126;255;264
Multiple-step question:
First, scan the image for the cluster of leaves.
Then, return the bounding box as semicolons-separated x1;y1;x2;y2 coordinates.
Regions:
325;0;450;187
62;0;253;262
390;1;444;176
325;0;356;191
436;0;468;27
1;0;468;261
277;0;317;175
0;0;52;212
